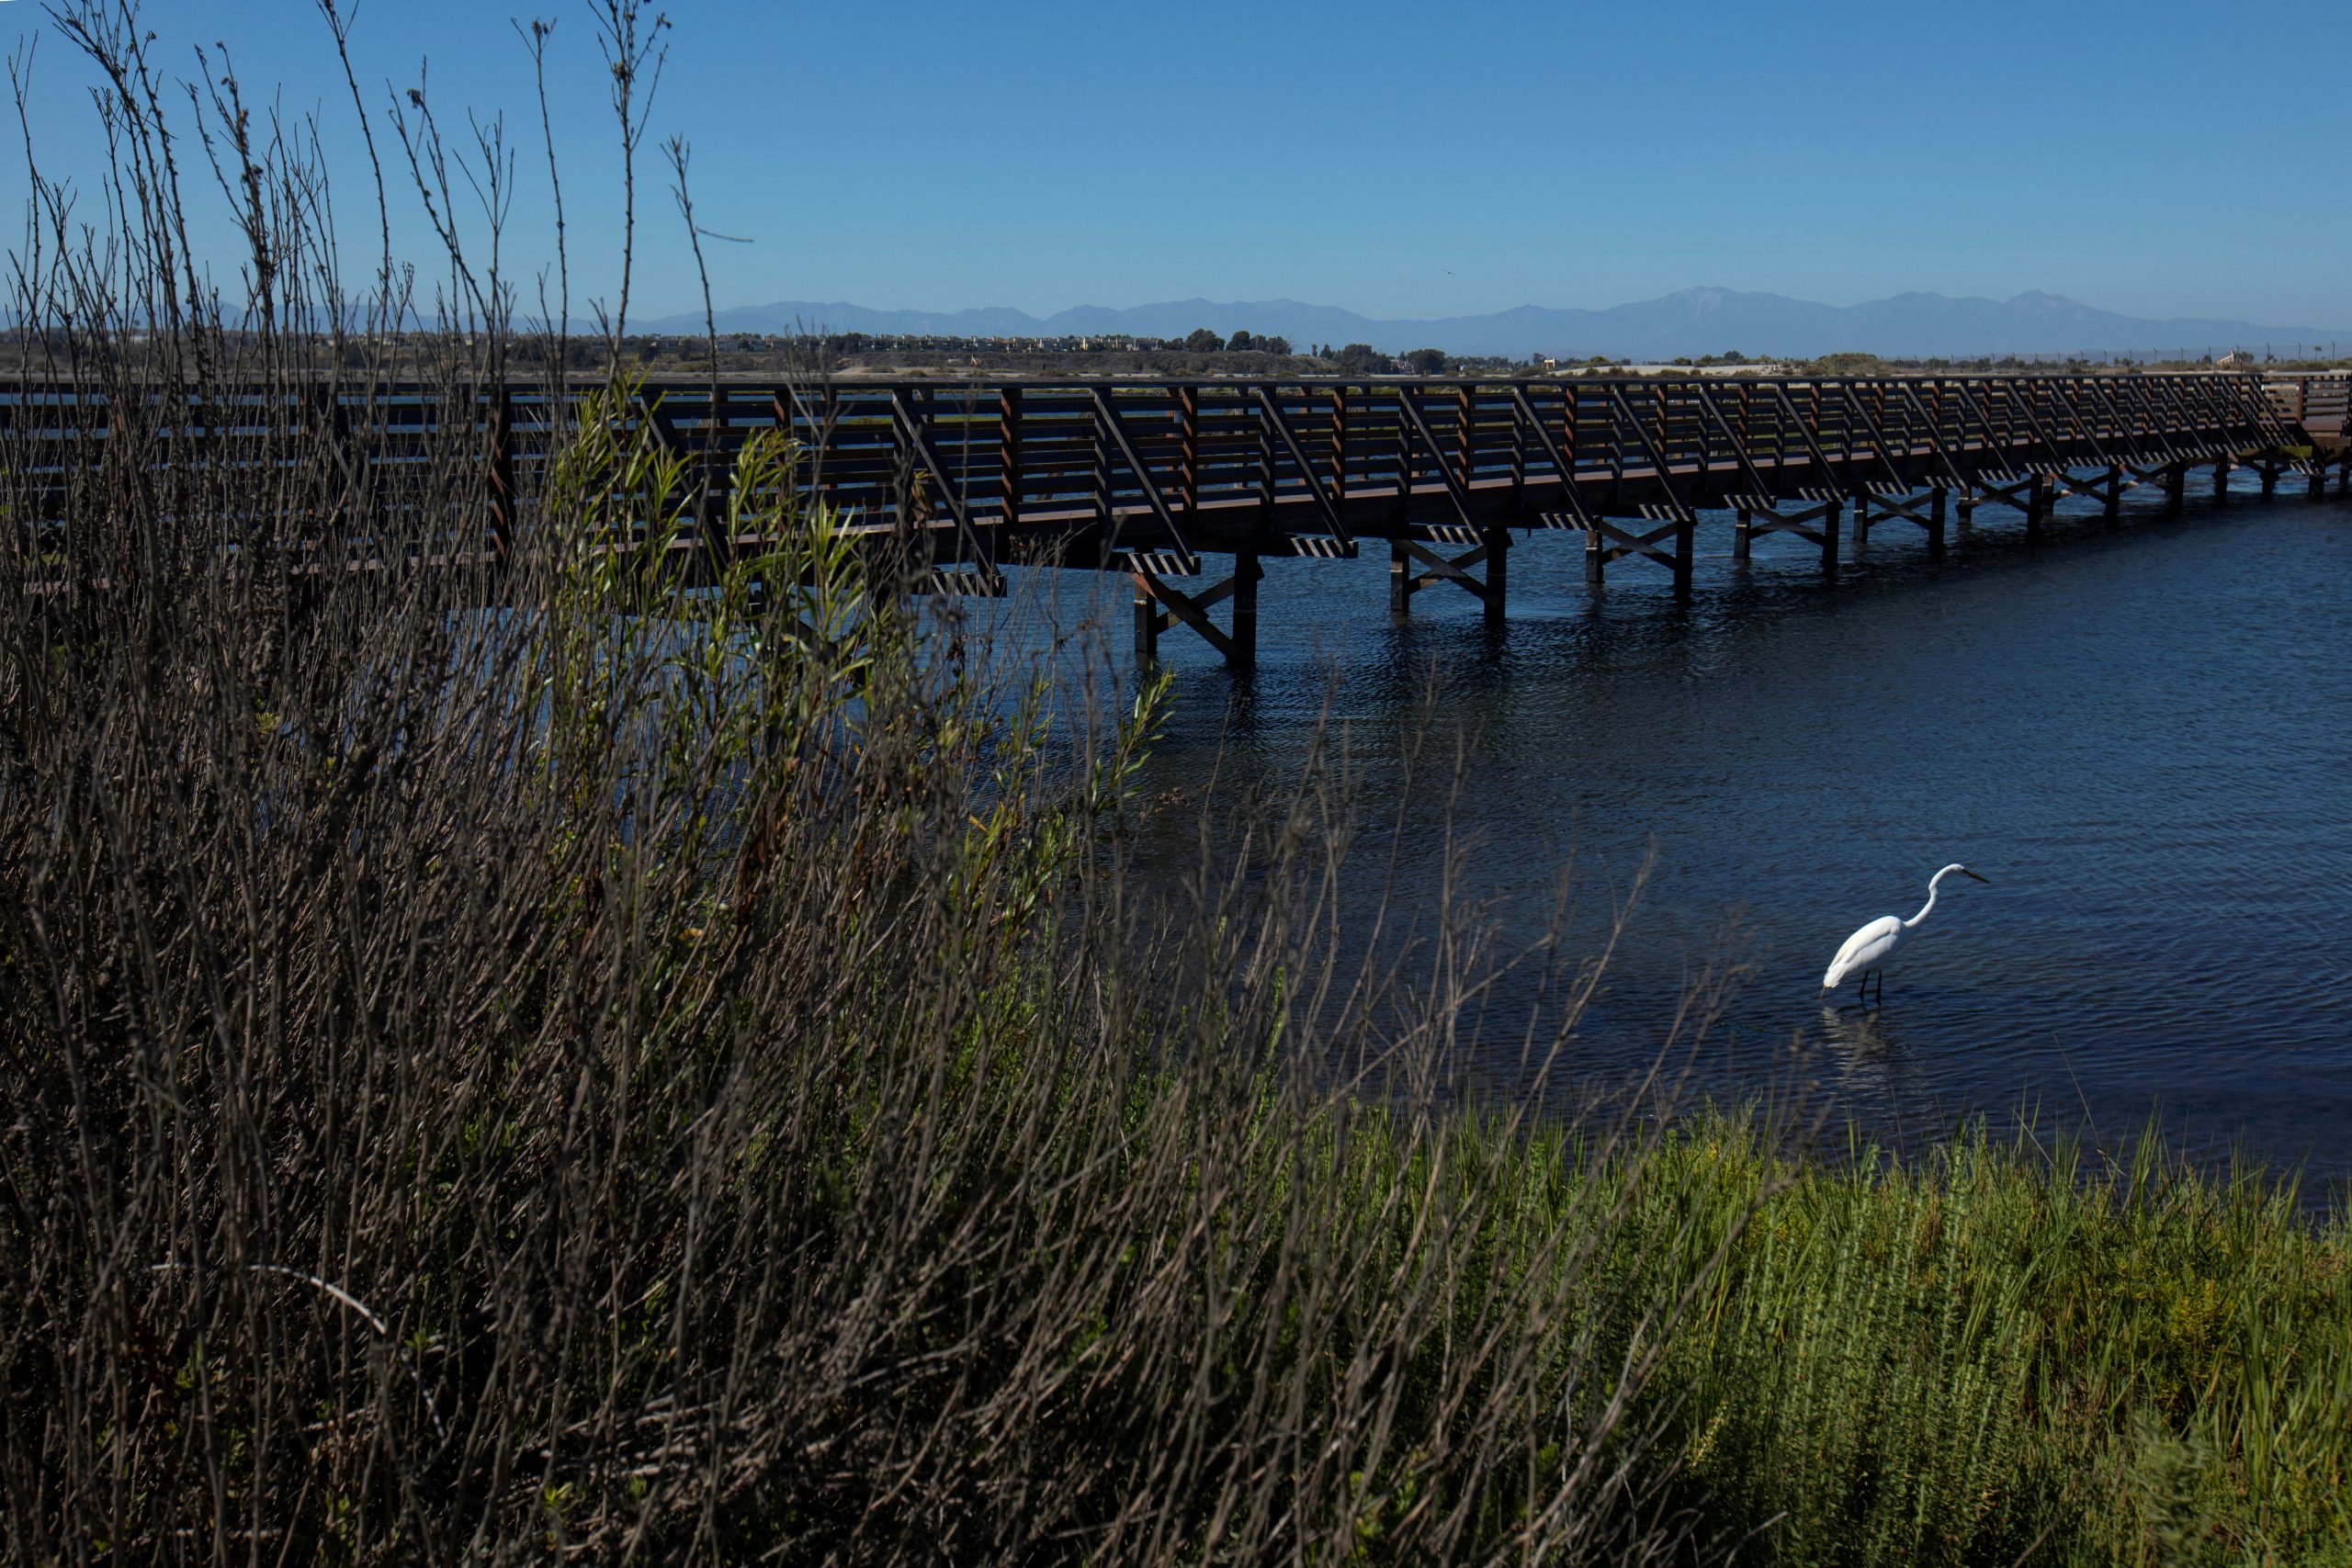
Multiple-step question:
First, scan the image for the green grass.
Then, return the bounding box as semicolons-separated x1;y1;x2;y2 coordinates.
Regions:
13;9;2349;1555
1619;1120;2352;1565
14;366;2351;1560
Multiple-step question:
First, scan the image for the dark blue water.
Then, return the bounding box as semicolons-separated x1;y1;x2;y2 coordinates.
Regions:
1093;474;2352;1183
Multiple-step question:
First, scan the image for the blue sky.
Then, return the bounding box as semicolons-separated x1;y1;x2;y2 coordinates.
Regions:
6;0;2349;327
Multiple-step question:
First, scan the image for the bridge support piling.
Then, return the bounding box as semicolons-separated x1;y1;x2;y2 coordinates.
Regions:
2164;460;2187;513
2025;474;2051;544
1484;527;1510;627
1733;507;1753;564
1852;488;1944;552
1133;578;1159;665
1822;498;1842;573
2212;458;2231;502
1129;557;1262;669
1393;526;1510;615
2259;462;2278;500
1391;539;1418;614
1580;509;1690;592
2102;466;2123;525
1231;552;1260;665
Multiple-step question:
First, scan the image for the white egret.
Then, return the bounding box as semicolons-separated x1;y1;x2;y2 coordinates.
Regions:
1820;863;1990;1007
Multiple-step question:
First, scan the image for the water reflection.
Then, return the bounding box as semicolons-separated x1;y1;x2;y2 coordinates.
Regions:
1815;1002;1927;1106
1077;482;2352;1184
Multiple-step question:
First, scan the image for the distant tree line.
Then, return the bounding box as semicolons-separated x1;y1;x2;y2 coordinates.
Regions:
1176;327;1292;355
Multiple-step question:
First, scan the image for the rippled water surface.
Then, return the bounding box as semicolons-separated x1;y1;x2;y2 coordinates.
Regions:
1046;477;2352;1181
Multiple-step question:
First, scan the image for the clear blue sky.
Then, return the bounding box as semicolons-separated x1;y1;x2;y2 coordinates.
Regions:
7;0;2348;327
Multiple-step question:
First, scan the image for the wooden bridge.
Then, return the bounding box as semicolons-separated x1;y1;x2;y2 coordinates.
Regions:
12;371;2349;666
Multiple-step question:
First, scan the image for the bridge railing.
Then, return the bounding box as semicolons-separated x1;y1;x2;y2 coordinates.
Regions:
2;373;2319;566
2267;372;2351;435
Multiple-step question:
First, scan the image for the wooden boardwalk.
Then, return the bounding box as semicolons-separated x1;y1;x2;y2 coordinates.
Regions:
11;371;2349;664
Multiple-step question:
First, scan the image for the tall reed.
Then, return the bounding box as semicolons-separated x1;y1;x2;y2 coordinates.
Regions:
8;9;2352;1566
0;13;1734;1559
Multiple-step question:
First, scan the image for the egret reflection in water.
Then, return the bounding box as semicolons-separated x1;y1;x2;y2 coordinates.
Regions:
1084;482;2352;1180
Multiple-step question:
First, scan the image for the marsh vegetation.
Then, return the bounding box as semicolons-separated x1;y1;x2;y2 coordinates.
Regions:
4;6;2349;1562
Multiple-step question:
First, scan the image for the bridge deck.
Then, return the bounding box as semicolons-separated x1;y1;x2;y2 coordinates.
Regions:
7;371;2348;662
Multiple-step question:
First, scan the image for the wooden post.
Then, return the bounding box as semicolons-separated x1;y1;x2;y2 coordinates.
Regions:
1928;485;1948;558
997;386;1023;527
699;386;731;576
1483;525;1509;627
2211;457;2230;502
1178;386;1200;530
1821;497;1842;573
1133;574;1159;664
2026;472;2050;543
1673;511;1695;599
1327;387;1347;506
1585;520;1606;585
2102;466;2122;525
1394;389;1414;527
1509;389;1528;522
2164;459;2186;513
1091;388;1111;525
2260;461;2278;499
1258;392;1278;519
1733;506;1753;563
1559;383;1580;517
1454;383;1475;502
1391;538;1417;613
1231;552;1260;666
485;384;514;571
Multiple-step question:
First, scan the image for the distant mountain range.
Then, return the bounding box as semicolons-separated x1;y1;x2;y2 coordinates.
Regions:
648;288;2352;360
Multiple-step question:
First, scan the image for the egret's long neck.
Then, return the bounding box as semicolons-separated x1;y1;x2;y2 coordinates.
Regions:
1903;866;1955;929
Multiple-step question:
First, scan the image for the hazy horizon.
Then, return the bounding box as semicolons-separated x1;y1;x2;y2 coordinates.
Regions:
647;285;2352;360
6;0;2346;332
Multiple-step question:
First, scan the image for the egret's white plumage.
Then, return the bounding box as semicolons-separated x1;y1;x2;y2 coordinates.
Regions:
1820;863;1988;1002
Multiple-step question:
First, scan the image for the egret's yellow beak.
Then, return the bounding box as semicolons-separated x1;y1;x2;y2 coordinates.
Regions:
1964;869;1991;885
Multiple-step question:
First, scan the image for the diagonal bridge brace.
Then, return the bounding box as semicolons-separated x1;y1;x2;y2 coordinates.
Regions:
1583;506;1690;574
1131;551;1263;667
1389;523;1506;619
1384;392;1511;622
888;388;1005;592
1860;490;1937;525
1581;383;1699;592
1726;486;1844;567
1851;483;1956;553
1090;386;1202;579
1824;384;1946;548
